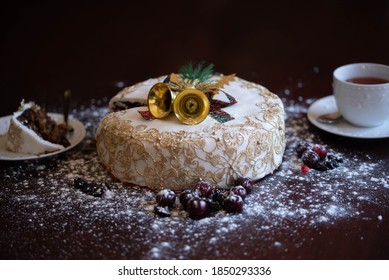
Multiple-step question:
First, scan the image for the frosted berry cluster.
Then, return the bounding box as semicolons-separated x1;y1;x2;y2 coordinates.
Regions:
154;177;254;219
296;142;343;173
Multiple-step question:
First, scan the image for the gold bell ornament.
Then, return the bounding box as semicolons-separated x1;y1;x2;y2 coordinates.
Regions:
147;83;176;119
173;88;210;125
147;83;210;125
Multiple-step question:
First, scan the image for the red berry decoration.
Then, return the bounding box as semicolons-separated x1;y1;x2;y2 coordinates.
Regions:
296;142;312;158
187;197;209;219
312;144;327;160
195;180;213;197
301;150;320;169
224;194;244;213
156;189;176;208
301;165;310;174
296;141;342;172
155;177;255;219
236;177;254;193
179;189;198;210
230;185;247;201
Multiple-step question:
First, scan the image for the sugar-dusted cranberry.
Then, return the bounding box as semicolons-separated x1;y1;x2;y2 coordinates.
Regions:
230;185;247;201
296;142;312;158
224;194;244;213
187;197;209;219
302;150;320;169
296;141;342;172
156;189;176;208
236;177;254;194
312;144;328;160
195;180;213;197
179;189;198;210
301;165;310;174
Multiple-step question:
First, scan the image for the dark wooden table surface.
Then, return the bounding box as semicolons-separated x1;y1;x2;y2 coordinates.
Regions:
1;0;388;259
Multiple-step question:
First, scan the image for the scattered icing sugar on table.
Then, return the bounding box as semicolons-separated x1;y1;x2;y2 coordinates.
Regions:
0;98;388;259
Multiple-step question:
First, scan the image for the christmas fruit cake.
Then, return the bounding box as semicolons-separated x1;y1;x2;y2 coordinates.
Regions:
6;101;70;155
96;64;285;191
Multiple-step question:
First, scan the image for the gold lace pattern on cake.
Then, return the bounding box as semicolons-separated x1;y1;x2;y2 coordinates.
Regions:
96;78;285;190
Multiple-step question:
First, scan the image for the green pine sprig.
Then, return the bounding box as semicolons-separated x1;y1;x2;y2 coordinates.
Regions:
179;62;214;82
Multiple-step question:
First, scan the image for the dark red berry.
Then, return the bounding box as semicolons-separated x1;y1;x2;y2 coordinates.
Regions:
156;189;176;208
296;142;312;158
236;177;254;193
301;165;310;173
187;197;209;219
230;185;247;201
195;181;213;197
312;144;327;160
179;189;198;210
302;150;320;169
224;194;244;213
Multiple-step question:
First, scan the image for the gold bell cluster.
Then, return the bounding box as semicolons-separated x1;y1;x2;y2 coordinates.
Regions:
145;63;236;125
148;79;210;125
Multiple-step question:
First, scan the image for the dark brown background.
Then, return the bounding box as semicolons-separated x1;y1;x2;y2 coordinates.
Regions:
1;0;389;115
1;0;389;260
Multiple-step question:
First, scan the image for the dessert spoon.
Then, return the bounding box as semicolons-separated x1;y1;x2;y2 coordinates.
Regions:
317;112;343;124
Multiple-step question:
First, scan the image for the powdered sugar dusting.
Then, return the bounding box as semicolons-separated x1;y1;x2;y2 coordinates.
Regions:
0;98;388;259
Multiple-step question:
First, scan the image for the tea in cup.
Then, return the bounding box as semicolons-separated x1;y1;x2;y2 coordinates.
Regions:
333;63;389;127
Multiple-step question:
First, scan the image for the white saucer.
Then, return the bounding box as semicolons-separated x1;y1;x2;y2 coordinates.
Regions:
0;113;86;161
307;95;389;139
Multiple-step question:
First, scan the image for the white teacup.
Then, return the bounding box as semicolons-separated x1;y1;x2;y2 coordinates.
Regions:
333;63;389;127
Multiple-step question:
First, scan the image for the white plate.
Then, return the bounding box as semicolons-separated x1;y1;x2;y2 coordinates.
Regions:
0;113;86;160
307;95;389;139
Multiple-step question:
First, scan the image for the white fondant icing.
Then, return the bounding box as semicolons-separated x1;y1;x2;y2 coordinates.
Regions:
97;76;286;191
